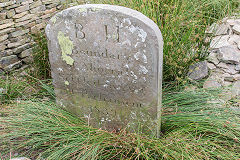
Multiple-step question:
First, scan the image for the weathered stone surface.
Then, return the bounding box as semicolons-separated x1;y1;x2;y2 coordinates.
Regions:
0;28;15;36
15;4;29;13
29;5;45;14
210;35;230;49
228;35;240;45
231;81;240;98
0;1;13;8
21;0;33;5
206;17;240;91
224;76;236;82
226;19;236;26
4;61;22;72
15;20;31;27
0;19;14;25
7;41;22;48
208;51;219;65
217;45;240;64
233;24;240;35
0;49;13;58
215;24;229;36
0;44;6;51
205;23;219;34
0;34;8;42
13;11;28;19
188;61;208;80
207;62;216;70
10;29;29;38
7;9;16;18
0;55;18;68
42;0;55;5
31;23;45;33
19;48;32;58
22;56;33;64
6;4;18;10
203;78;222;88
46;4;163;136
29;0;42;9
46;3;58;9
0;22;14;30
0;12;6;19
218;63;238;75
40;13;52;20
13;43;32;54
15;14;36;22
43;7;56;15
235;64;240;71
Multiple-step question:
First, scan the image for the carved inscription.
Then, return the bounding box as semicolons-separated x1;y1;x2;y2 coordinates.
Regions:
105;25;120;42
75;24;85;39
46;4;163;136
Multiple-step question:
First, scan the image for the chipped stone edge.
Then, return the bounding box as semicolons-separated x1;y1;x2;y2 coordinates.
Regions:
45;4;163;137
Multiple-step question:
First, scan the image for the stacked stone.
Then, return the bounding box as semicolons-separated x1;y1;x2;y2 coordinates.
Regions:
0;0;84;74
204;17;240;90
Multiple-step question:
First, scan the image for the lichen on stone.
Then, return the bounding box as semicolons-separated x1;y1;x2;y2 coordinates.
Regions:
57;31;74;65
50;16;57;24
65;81;69;85
79;8;87;13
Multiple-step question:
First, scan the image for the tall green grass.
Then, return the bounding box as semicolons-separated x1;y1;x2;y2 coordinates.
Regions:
0;74;54;104
1;88;239;159
31;33;51;80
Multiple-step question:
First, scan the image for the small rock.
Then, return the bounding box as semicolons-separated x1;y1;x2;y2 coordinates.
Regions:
217;45;240;64
215;23;229;36
224;76;236;82
226;19;237;26
203;79;222;88
22;56;33;64
222;81;232;86
19;48;32;58
233;75;240;80
9;29;29;38
235;64;240;71
207;62;216;70
217;63;238;75
205;23;219;34
232;24;240;35
15;4;30;14
0;55;19;68
210;35;231;49
231;81;240;98
208;51;219;65
228;35;240;45
0;34;8;42
4;61;22;72
188;61;208;80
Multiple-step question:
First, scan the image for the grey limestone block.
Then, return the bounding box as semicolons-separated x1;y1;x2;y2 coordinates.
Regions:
188;61;208;80
46;4;163;136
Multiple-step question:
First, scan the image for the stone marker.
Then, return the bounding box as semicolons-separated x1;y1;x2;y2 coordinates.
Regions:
46;4;163;137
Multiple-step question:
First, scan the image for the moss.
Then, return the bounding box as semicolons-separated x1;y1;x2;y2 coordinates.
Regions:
57;31;74;65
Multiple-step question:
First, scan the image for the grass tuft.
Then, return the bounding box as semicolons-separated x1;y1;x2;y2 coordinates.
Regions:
1;88;239;159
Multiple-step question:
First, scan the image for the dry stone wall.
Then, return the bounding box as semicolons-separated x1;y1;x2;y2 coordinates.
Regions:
204;16;240;89
0;0;85;74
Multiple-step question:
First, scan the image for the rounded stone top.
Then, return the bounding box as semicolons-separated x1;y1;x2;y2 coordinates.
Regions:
46;4;163;47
